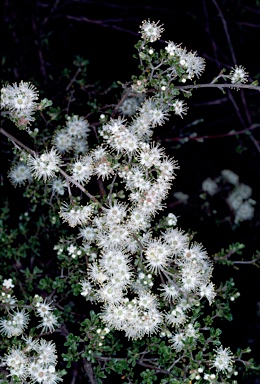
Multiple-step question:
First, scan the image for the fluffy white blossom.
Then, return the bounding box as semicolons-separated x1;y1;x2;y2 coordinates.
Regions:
27;148;61;181
230;65;248;84
140;19;164;42
9;163;32;186
65;115;90;138
59;202;93;227
1;81;38;112
212;346;234;373
172;99;188;118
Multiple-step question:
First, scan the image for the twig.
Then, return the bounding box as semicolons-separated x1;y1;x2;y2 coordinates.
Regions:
175;83;260;92
211;0;236;64
0;128;36;156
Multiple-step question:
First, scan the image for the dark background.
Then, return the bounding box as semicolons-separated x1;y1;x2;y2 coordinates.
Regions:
1;0;260;382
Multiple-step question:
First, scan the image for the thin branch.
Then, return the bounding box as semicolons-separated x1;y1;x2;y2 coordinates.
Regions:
211;0;236;64
0;128;36;156
137;360;171;375
163;123;259;142
58;167;102;206
83;360;98;384
175;83;260;92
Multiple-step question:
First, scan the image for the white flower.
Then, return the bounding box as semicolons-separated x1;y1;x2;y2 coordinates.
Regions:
81;280;92;297
144;239;171;273
59;202;93;227
50;178;66;195
235;200;255;223
212;346;234;373
230;65;248;84
165;307;187;326
221;169;239;185
118;98;139;116
1;81;39;112
163;228;189;254
200;282;216;304
2;347;28;379
202;178;218;196
171;331;185;351
165;41;181;56
167;213;178;226
138;143;164;168
140;19;164;42
53;130;73;153
78;226;96;241
172;99;188;118
180;262;203;292
173;191;189;203
0;309;29;337
36;339;57;365
35;298;54;317
103;202;127;225
73;138;88;154
37;312;59;333
98;283;124;304
9;163;32;186
27;148;61;181
65;115;90;138
70;156;93;184
160;283;180;302
2;278;15;289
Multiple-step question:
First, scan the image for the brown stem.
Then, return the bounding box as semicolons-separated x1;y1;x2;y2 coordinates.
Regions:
83;360;98;384
0;128;36;156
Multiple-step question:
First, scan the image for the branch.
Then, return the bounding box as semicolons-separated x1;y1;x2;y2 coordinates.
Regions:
0;128;36;156
175;83;260;92
83;359;98;384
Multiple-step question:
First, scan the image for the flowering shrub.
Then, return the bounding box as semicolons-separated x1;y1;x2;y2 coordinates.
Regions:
0;20;260;384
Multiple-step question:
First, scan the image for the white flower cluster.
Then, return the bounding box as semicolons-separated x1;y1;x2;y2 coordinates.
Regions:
56;104;216;339
226;182;255;224
1;81;39;127
0;281;60;383
53;115;90;154
2;38;216;342
165;41;206;81
202;169;255;223
3;22;246;371
1;278;16;305
2;339;61;384
0;291;59;337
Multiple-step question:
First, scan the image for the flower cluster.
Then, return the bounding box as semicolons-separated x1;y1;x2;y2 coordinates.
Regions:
2;340;61;384
1;81;39;127
0;281;60;383
2;19;258;383
53;115;91;155
201;169;255;224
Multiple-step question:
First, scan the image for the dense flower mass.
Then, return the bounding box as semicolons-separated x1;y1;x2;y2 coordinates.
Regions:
1;18;257;384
